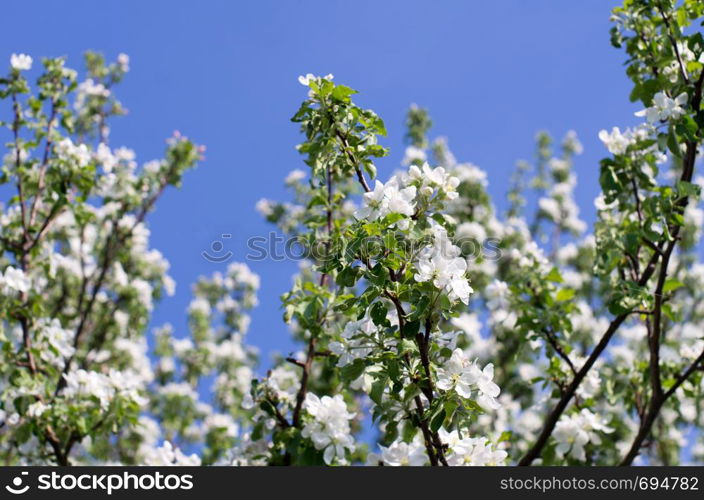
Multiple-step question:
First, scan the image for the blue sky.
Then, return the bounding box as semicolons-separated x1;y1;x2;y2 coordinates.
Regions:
2;0;639;363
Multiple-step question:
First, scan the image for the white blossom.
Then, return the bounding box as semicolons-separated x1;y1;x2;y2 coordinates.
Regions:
553;409;614;461
378;439;427;466
302;393;355;464
143;441;201;466
356;177;416;221
0;266;31;294
414;227;473;305
56;138;91;167
10;53;32;71
297;73;333;86
436;348;501;410
440;429;508;466
401;145;427;166
635;91;688;123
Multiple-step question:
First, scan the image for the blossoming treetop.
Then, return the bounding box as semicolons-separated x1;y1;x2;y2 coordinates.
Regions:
1;0;704;466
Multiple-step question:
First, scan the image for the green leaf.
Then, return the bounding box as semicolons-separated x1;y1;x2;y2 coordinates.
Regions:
599;163;621;198
370;301;388;326
430;409;446;433
555;288;575;302
667;128;682;157
545;268;564;283
443;400;458;423
336;266;360;288
370;378;387;406
402;384;420;403
677;180;700;198
403;319;420;339
399;339;417;355
498;430;513;443
341;359;366;382
662;278;684;294
331;85;357;102
367;263;388;286
408;296;431;320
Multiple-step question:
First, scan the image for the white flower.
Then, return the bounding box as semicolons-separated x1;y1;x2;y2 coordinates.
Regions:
401;145;427;166
298;73;315;85
61;368;147;410
408;163;460;200
227;261;261;291
414;251;471;304
95;143;118;173
414;228;472;304
117;53;130;72
37;318;75;367
553;409;614;461
635;91;688;123
143;441;201;466
284;169;306;185
27;402;48;418
553;419;589;461
485;280;509;311
188;297;211;315
538;197;561;221
436;348;501;409
436;348;475;398
55;138;91;167
441;429;508;466
356;178;417;222
298;73;334;86
131;279;153;311
265;366;299;404
204;413;239;438
379;439;427;466
474;363;501;410
302;393;355;464
61;369;115;409
562;130;583;155
255;198;274;217
10;53;32;71
160;381;198;400
330;317;376;367
172;337;194;356
509;240;550;271
241;393;255;410
456;221;487;243
0;266;31;294
598;127;630;155
384;179;417;216
77;78;109;98
453;162;488;187
356;180;385;219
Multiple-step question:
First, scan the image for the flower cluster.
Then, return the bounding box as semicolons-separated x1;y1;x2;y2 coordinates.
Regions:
142;441;201;466
0;266;31;295
302;394;356;464
414;225;473;305
635;91;688;123
436;348;501;410
553;410;614;461
440;429;508;466
3;0;704;467
62;368;147;410
10;53;32;71
357;178;416;223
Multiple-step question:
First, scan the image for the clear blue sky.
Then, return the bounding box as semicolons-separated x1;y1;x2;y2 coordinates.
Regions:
2;1;639;363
